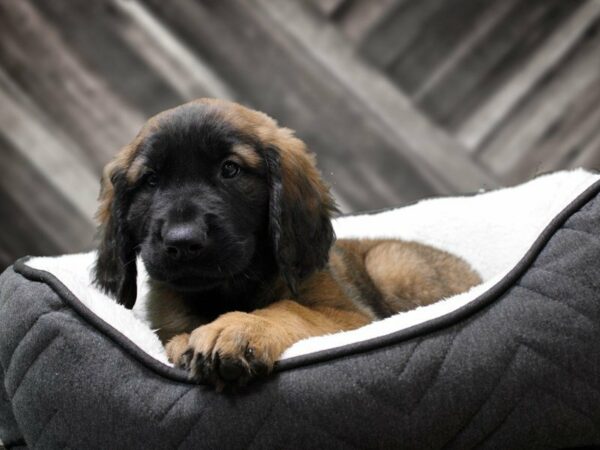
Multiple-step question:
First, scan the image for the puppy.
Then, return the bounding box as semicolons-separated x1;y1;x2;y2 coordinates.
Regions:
94;98;480;389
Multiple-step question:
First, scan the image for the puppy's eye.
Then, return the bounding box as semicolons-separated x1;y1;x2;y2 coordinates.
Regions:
146;172;159;188
221;160;240;179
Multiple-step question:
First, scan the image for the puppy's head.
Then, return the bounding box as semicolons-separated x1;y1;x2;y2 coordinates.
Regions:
93;99;336;308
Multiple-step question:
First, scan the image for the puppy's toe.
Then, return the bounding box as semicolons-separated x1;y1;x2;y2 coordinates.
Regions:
166;333;191;366
245;352;270;378
177;349;193;371
218;356;246;382
188;352;251;390
188;351;207;380
183;312;283;390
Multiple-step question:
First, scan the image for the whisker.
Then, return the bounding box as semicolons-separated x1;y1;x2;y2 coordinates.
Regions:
122;258;137;267
122;245;142;267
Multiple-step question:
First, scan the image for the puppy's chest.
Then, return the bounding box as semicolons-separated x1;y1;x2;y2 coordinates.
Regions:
187;292;254;319
147;285;267;343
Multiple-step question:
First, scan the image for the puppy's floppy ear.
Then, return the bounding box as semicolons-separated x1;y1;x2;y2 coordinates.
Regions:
93;158;138;309
264;142;337;294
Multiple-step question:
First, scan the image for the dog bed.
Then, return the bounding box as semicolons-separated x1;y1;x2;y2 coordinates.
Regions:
2;169;600;449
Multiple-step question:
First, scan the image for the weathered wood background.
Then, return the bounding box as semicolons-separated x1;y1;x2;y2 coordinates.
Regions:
1;0;599;270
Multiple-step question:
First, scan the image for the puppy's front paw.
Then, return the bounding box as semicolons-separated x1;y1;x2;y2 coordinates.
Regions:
166;333;193;369
183;312;287;390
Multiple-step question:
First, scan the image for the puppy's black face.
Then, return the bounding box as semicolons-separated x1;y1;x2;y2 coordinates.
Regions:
94;99;337;310
128;110;271;293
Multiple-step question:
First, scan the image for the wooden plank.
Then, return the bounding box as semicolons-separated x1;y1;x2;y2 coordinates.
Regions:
536;77;600;171
412;0;516;103
29;0;181;115
477;25;600;183
114;0;235;101
0;70;99;222
251;0;499;193
0;77;97;267
458;0;600;150
306;0;350;18
358;0;445;69
511;66;600;181
0;0;144;170
416;0;570;130
570;128;600;169
30;0;234;112
0;243;16;271
0;133;95;262
332;0;400;43
387;0;495;96
0;189;61;260
143;0;450;211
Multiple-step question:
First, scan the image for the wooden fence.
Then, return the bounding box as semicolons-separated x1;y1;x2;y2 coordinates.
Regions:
1;0;599;270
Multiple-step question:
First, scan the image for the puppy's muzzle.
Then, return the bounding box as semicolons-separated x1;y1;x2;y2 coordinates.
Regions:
162;220;209;261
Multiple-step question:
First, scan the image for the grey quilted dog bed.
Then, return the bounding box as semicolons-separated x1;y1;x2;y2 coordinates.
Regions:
1;170;600;449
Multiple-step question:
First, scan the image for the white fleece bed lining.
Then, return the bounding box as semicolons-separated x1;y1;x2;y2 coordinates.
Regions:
25;170;600;366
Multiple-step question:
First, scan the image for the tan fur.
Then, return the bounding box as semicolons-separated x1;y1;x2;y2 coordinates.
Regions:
338;239;481;311
169;299;371;390
98;98;482;387
147;283;209;344
96;99;334;229
165;332;191;364
188;98;336;219
153;237;480;381
96;115;162;224
231;143;262;168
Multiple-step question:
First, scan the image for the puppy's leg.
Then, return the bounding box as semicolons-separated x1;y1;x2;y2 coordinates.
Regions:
173;300;369;389
364;241;481;311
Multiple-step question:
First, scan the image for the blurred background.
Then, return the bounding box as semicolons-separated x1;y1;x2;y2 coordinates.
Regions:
1;0;600;271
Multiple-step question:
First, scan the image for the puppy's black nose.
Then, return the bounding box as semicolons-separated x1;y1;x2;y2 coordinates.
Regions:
162;224;206;260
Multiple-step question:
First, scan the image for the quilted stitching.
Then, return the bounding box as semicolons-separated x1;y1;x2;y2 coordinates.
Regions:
160;387;195;422
444;339;600;449
174;401;209;450
0;290;63;374
473;381;599;448
8;328;60;401
516;285;597;328
2;186;600;448
395;339;423;380
525;267;599;301
340;333;459;417
333;340;424;416
409;330;461;411
440;348;522;449
470;395;523;448
30;408;58;448
514;337;600;396
245;400;278;450
278;397;359;449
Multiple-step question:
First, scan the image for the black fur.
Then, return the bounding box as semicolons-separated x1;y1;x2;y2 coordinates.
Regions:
94;104;335;313
264;147;335;295
94;170;138;309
